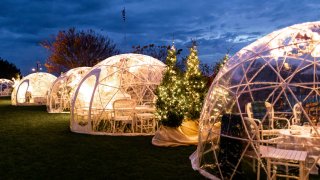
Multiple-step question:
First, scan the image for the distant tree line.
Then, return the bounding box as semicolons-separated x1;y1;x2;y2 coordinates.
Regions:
40;27;228;78
0;57;21;80
1;27;227;84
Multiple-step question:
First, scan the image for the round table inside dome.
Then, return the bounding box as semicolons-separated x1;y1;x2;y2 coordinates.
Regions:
278;128;320;153
278;127;320;175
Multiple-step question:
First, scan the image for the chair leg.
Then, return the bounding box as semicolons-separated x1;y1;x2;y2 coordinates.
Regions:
146;118;150;133
285;165;289;180
141;118;143;133
132;120;134;133
152;118;156;133
257;160;260;180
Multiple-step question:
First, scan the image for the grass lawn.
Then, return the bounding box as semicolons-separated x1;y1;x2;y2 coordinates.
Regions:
0;97;204;179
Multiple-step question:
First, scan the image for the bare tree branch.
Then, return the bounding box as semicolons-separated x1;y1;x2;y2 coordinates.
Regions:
41;28;120;74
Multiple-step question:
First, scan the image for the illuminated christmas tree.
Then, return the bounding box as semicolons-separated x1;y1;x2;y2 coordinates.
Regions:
184;42;207;119
156;45;185;127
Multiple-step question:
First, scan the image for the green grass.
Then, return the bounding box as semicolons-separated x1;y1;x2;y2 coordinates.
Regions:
0;97;204;179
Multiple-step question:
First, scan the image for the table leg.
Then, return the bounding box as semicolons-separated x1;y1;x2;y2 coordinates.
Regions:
299;161;304;180
267;158;272;180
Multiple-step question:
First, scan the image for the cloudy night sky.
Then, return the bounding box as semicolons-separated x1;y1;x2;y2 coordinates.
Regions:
1;0;320;75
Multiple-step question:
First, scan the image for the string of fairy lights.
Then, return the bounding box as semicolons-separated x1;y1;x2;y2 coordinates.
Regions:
184;45;206;119
156;43;207;124
156;45;183;121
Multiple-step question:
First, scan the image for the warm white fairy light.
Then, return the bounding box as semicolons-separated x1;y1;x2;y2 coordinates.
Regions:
156;45;186;122
183;44;207;119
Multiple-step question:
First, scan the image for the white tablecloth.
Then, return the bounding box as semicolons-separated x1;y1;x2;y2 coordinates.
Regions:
279;128;320;155
278;127;320;175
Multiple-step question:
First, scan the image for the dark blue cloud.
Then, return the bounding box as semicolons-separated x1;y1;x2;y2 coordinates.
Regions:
1;0;320;75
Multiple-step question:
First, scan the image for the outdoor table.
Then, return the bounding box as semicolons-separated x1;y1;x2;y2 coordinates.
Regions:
278;127;320;154
75;107;109;121
278;126;320;175
34;96;46;104
264;148;308;180
75;106;157;133
135;106;157;133
135;105;156;113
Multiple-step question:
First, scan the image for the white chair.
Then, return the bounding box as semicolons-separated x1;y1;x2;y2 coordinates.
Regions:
135;113;156;133
244;117;308;180
246;102;290;139
135;102;157;133
292;102;302;125
112;99;136;133
244;117;274;180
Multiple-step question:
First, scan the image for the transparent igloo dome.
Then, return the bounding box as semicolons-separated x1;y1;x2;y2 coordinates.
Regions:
0;79;13;97
47;67;90;113
192;22;320;179
11;72;57;106
70;53;166;135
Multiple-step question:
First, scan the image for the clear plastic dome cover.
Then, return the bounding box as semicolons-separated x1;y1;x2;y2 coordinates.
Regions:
11;72;57;106
192;22;320;179
0;79;13;97
47;67;90;113
70;53;166;135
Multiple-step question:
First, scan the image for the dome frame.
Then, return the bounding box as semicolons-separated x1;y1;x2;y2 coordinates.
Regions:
70;53;166;135
47;67;90;113
11;72;57;106
192;22;320;179
0;79;13;97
